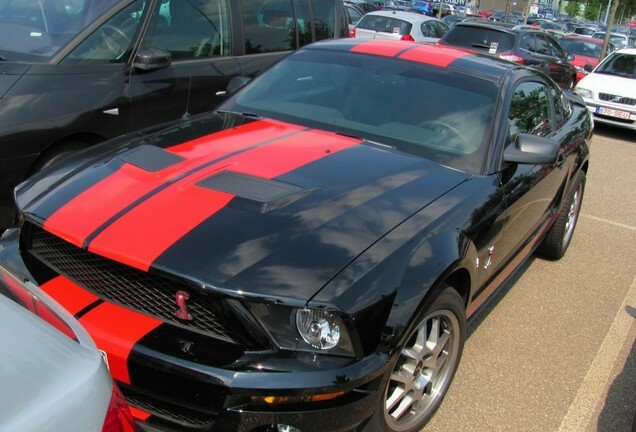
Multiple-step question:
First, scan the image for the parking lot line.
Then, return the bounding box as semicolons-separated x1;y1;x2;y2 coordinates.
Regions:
581;214;636;231
557;276;636;432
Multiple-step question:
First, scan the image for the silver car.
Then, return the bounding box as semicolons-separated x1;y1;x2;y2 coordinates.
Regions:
0;255;136;432
353;10;449;42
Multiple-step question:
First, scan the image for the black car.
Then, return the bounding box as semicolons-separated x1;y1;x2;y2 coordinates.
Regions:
439;21;578;89
0;0;348;229
0;39;592;432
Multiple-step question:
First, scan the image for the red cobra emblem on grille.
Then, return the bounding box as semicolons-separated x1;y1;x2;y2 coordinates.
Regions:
174;290;193;321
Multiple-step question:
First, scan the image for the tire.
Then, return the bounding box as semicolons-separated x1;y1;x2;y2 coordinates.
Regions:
362;286;466;432
31;141;87;173
538;171;585;260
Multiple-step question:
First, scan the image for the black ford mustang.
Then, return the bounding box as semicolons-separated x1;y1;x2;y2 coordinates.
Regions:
0;39;592;432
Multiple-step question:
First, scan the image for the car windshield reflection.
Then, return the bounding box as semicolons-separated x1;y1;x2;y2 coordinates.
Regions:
0;0;125;56
224;48;498;174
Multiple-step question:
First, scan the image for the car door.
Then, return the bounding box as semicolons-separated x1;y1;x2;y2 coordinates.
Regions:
497;79;569;263
545;34;574;87
62;0;241;133
128;0;240;130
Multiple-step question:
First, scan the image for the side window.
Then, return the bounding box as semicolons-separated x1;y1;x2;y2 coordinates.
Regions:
507;81;553;143
142;0;230;59
520;34;534;52
240;0;310;54
549;84;571;128
434;21;449;38
534;35;551;55
345;5;362;25
421;21;435;37
546;36;565;59
63;0;145;62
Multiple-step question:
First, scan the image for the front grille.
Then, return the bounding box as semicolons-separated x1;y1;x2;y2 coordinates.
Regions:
26;224;237;343
121;385;217;430
599;93;636;106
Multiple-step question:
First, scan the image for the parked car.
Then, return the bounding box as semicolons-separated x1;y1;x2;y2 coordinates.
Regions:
590;32;636;49
0;0;349;230
575;48;636;130
411;0;433;16
431;1;454;17
345;1;365;34
0;38;592;432
573;25;599;37
489;10;523;24
439;21;578;88
353;10;448;42
0;259;135;432
558;36;616;82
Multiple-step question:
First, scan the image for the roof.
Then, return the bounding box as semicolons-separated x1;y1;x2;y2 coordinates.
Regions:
306;39;517;82
363;9;441;24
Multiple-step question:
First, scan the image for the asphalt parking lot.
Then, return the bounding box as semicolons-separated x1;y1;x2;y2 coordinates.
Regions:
424;125;636;432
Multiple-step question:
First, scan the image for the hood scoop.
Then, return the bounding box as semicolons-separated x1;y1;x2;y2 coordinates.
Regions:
198;171;306;214
118;145;185;172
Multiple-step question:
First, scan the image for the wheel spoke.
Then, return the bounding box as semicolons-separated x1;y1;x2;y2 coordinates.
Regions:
385;384;406;413
390;393;414;421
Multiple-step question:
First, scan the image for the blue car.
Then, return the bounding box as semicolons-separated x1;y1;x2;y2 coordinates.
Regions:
412;0;432;15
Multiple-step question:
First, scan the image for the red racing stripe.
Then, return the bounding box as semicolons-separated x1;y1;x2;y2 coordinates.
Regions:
40;275;99;316
398;44;472;67
350;40;412;57
79;302;162;385
88;129;361;271
43;120;302;248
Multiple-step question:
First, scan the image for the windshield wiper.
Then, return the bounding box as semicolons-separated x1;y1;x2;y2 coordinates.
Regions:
216;109;262;119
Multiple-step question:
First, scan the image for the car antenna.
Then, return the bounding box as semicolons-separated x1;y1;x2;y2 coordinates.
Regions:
182;75;192;120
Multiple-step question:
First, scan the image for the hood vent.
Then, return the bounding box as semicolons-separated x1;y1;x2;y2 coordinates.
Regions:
118;145;185;172
197;171;306;213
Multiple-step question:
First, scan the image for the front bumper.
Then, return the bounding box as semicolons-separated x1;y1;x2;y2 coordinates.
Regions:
582;99;636;130
0;229;390;432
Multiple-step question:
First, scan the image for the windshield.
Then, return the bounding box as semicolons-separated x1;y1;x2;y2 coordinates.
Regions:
596;52;636;78
0;0;124;56
222;48;498;174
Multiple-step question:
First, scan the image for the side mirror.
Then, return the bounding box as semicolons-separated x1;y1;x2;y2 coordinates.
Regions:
566;53;575;61
503;134;559;165
583;63;595;73
133;47;171;71
215;76;251;98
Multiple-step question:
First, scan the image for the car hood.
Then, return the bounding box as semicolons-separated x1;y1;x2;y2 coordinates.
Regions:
17;113;469;301
579;72;636;97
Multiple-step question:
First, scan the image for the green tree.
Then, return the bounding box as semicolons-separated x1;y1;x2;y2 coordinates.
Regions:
565;0;582;17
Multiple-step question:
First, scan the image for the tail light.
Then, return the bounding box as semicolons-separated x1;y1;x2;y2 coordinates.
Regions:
498;53;525;64
350;27;356;38
102;383;136;432
401;34;415;42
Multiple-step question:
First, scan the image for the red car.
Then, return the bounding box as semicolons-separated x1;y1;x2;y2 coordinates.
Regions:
558;36;616;82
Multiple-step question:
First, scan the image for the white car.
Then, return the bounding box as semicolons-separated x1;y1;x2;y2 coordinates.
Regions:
353;10;449;43
574;48;636;130
0;253;135;432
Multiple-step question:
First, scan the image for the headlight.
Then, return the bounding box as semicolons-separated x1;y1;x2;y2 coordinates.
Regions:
247;303;355;356
296;309;343;350
574;87;593;99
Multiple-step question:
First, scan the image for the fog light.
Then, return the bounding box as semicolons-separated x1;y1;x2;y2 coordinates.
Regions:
277;425;301;432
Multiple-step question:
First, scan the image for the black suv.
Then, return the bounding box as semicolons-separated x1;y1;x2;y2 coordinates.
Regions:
439;21;577;90
0;0;348;229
